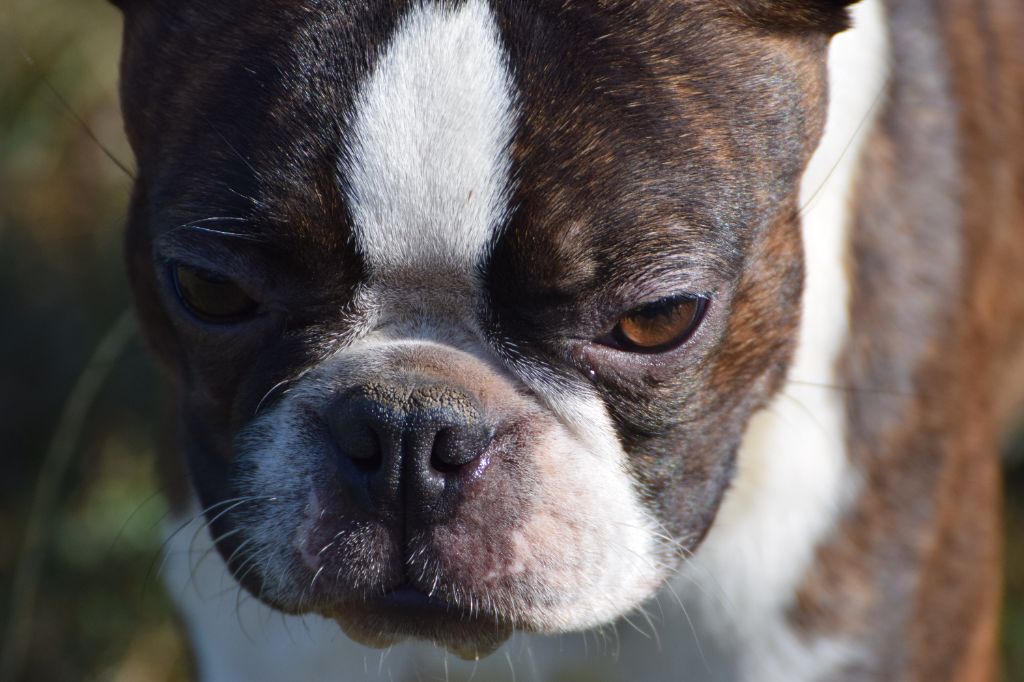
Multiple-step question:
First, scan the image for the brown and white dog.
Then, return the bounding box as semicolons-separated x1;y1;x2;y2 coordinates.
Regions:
113;0;1024;679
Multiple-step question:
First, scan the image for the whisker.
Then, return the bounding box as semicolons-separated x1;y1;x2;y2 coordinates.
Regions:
205;123;264;185
167;218;264;242
786;378;914;398
181;216;250;225
225;186;272;214
18;50;136;179
189;496;269;547
144;495;259;598
185;527;244;596
619;610;655;643
147;493;272;593
105;487;165;558
254;377;294;416
224;537;258;572
311;565;327;589
504;650;517;682
659;578;713;677
232;584;259;645
610;517;735;616
774;390;832;443
796;82;888;219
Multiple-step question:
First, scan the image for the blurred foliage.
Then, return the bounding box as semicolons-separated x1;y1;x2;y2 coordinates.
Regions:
1005;437;1024;681
1;0;187;680
0;1;1022;681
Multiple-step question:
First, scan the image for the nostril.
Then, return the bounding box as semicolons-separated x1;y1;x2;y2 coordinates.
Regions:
329;382;495;522
430;427;462;473
328;387;410;477
429;424;492;473
346;423;383;472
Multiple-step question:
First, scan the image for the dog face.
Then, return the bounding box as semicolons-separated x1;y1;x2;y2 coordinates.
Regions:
119;0;847;656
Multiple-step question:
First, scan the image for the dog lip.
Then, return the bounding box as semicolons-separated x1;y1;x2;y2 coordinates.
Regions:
341;582;471;627
377;584;447;611
333;584;514;658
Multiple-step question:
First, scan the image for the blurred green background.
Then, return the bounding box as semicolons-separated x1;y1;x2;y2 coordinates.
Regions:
0;1;1022;680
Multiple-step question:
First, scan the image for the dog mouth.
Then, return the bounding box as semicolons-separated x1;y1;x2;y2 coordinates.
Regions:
331;583;514;659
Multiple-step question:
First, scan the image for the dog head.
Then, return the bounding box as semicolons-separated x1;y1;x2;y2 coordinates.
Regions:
117;0;854;657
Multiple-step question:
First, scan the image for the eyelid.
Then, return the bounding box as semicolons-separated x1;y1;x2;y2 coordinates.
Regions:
168;260;230;282
595;295;709;354
153;237;264;302
610;293;708;327
153;227;261;280
155;247;242;279
171;262;260;324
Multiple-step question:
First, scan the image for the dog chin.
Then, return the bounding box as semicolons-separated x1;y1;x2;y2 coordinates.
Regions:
332;594;514;659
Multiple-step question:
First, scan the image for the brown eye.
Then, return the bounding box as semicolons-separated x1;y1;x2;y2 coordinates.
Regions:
173;264;258;322
604;296;707;353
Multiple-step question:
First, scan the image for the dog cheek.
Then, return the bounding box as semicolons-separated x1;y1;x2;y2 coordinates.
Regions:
713;207;804;400
423;423;564;591
418;414;658;628
222;410;333;599
520;437;664;628
428;459;540;592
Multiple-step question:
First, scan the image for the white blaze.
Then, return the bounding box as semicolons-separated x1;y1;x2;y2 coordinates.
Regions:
343;0;517;275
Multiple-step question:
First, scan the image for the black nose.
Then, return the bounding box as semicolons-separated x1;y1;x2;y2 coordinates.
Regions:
328;381;493;524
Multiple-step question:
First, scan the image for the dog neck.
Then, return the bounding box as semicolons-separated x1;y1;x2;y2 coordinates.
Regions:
674;1;888;679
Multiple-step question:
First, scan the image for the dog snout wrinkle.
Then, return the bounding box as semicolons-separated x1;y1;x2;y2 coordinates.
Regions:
328;381;494;527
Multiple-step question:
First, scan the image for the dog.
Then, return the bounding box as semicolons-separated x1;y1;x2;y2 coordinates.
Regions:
112;0;1024;679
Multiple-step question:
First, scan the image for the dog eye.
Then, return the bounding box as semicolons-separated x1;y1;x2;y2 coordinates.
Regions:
600;296;707;353
173;264;258;322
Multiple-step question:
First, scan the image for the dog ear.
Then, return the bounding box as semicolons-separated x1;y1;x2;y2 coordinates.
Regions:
728;0;860;34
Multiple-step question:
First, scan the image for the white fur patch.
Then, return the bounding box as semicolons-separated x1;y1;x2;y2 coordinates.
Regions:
673;2;890;680
343;0;517;275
